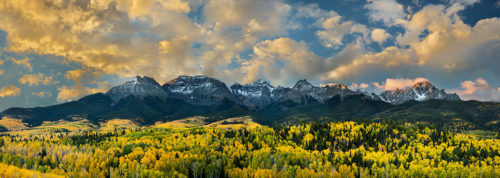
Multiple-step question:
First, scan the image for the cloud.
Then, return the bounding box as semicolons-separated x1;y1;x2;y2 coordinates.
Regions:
373;77;428;90
32;91;52;98
453;78;500;101
0;70;3;75
57;81;110;102
0;85;20;98
371;29;390;45
365;0;405;26
323;4;500;83
0;59;3;65
349;82;370;90
297;4;369;48
0;0;297;88
446;0;480;15
9;57;32;71
18;73;55;86
237;37;327;85
316;17;369;48
57;69;111;102
0;0;200;84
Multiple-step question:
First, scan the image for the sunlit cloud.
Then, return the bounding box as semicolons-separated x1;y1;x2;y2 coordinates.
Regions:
452;78;500;101
372;77;428;90
0;85;20;98
32;91;52;98
0;0;498;108
365;0;405;26
9;57;32;72
18;73;56;86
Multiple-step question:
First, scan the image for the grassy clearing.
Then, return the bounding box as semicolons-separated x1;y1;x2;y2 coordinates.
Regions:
0;163;64;178
153;116;209;129
0;117;28;131
99;119;140;131
203;116;260;130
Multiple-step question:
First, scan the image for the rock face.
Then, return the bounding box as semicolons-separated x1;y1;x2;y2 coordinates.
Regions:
163;76;233;105
377;81;461;104
105;76;460;107
106;76;169;104
231;80;275;110
289;79;354;103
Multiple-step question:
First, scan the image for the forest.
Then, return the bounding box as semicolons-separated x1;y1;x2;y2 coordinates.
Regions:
0;121;499;177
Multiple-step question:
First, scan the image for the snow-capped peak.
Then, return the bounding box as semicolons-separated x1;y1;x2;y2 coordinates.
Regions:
377;81;460;104
163;75;233;105
106;76;168;104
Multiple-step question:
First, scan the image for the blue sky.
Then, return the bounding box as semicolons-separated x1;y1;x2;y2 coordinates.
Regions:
0;0;499;111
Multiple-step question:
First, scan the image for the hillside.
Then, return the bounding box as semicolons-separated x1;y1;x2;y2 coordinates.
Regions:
1;76;499;132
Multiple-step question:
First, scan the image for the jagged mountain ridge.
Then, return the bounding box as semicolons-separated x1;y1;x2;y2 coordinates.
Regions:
106;75;459;107
4;75;492;131
106;76;169;104
376;81;461;105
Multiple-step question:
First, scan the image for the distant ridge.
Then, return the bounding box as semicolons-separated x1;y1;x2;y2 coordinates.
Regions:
2;75;498;131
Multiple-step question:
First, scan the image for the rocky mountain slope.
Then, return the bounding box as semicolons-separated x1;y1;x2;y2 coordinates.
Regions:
376;81;461;104
2;75;497;131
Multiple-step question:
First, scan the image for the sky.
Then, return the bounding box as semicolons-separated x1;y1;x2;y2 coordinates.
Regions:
0;0;499;111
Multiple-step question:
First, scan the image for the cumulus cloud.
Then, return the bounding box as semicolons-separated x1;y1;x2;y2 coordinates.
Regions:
324;4;500;82
446;0;480;15
0;85;20;98
18;73;55;86
9;57;32;71
316;17;369;48
453;78;500;101
349;82;370;90
371;29;390;45
0;0;498;103
57;69;112;102
237;38;327;85
0;0;200;83
297;4;369;48
0;0;297;101
32;91;52;98
373;77;428;90
365;0;405;25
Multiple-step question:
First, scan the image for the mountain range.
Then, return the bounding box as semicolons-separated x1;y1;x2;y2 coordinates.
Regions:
1;76;499;131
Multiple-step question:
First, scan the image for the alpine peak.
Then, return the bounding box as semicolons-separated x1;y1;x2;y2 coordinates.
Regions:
377;81;460;104
106;76;168;104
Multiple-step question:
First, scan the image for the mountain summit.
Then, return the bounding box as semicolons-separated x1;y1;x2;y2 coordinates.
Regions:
106;76;169;104
377;81;460;104
231;79;275;110
2;75;488;130
106;76;460;106
163;75;233;105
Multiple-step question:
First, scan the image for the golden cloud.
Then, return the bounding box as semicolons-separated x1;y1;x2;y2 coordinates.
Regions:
9;57;32;72
239;37;326;85
323;5;500;81
0;85;20;98
372;78;428;90
32;91;52;98
56;69;111;102
371;29;390;45
453;78;500;101
18;73;55;86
